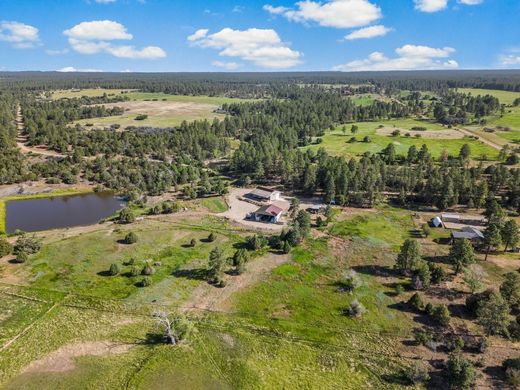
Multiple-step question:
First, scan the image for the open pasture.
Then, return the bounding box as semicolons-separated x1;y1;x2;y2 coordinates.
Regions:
456;88;520;105
51;89;135;100
303;119;500;160
76;100;226;129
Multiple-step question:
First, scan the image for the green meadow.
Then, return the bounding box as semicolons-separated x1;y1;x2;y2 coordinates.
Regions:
303;119;499;160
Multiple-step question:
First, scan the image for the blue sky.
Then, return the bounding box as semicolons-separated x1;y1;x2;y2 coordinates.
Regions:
0;0;519;72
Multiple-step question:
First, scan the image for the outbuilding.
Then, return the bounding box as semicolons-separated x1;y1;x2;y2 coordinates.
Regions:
451;226;484;245
432;216;443;228
247;187;282;202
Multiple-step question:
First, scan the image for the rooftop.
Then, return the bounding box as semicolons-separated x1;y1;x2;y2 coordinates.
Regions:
254;204;283;216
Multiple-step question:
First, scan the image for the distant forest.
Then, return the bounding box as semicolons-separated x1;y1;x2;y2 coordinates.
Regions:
2;70;520;97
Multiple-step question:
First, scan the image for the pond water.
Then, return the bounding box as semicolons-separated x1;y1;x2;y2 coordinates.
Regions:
5;192;126;234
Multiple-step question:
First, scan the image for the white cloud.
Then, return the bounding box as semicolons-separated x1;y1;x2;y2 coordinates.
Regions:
500;55;520;66
333;44;458;71
95;0;117;3
64;20;132;41
188;29;209;42
212;61;242;70
458;0;483;4
414;0;448;12
0;21;40;49
57;66;103;72
106;45;166;59
264;0;382;29
64;20;165;59
344;25;392;40
189;27;302;69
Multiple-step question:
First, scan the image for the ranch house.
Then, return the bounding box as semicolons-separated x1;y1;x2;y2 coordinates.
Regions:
251;204;283;224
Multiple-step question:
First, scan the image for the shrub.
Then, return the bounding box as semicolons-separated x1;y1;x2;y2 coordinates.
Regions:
282;240;292;254
429;263;447;284
342;269;362;293
504;358;520;388
402;363;430;385
141;277;152;287
109;263;121;276
142;262;156;276
347;299;367;318
414;330;432;346
391;129;401;137
0;238;13;257
124;232;138;244
135;114;148;121
189;238;196;247
395;284;404;296
421;223;431;237
363;135;371;143
118;208;135;224
15;250;28;264
430;304;451;327
447;354;476;389
500;272;520;307
130;266;140;277
408;293;425;311
246;234;268;250
13;234;42;255
207;232;217;242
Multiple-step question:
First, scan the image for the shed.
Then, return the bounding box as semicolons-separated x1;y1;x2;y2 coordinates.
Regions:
247;187;282;202
432;217;443;228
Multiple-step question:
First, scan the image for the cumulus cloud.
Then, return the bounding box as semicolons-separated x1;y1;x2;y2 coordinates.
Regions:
57;66;103;72
333;44;458;71
414;0;448;12
0;21;40;48
64;20;166;59
458;0;483;4
188;27;302;69
344;25;392;40
264;0;382;29
212;61;242;70
500;55;520;66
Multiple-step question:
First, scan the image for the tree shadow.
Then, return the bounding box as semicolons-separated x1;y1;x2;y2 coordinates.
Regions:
232;241;249;250
352;264;397;278
7;258;22;264
172;267;208;281
181;243;196;248
97;270;113;277
142;332;166;345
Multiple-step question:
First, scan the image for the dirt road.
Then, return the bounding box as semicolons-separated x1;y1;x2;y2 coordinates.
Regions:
181;252;289;314
457;127;503;151
15;105;64;158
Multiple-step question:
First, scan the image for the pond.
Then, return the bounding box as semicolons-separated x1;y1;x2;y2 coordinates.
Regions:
5;192;126;234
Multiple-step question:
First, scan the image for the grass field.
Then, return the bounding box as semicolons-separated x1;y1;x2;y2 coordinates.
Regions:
51;89;136;99
68;90;256;129
303;120;500;160
0;206;423;388
456;88;520;105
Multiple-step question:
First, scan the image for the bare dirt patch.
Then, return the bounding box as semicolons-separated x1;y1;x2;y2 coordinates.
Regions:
377;127;464;139
181;252;290;314
105;100;219;118
24;341;134;373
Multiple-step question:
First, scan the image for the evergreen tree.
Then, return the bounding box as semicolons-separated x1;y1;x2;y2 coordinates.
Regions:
449;238;475;274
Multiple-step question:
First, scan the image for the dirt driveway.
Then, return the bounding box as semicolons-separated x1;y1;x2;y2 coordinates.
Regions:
219;188;291;232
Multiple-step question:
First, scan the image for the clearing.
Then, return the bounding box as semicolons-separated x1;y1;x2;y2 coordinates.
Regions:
304;120;500;160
